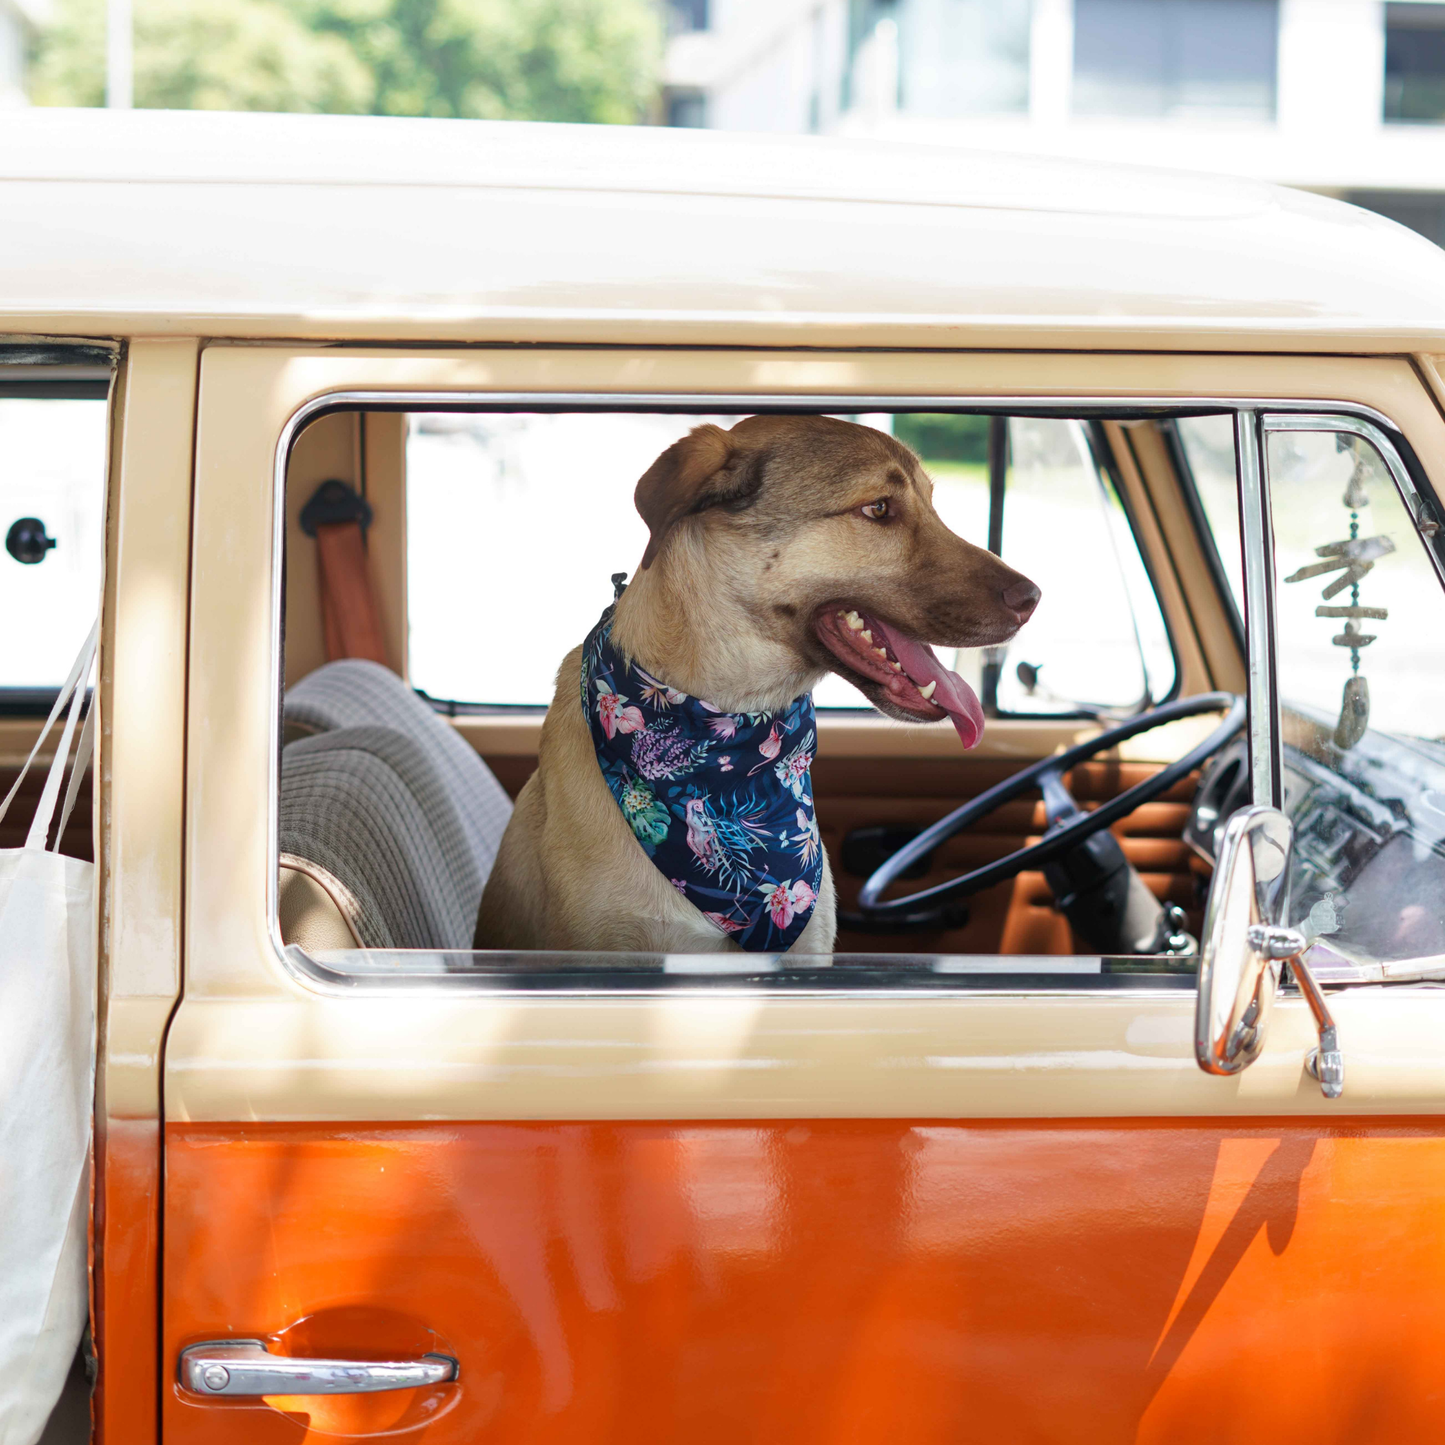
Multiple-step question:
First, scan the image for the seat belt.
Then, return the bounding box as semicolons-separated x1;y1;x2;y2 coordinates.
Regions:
299;479;390;667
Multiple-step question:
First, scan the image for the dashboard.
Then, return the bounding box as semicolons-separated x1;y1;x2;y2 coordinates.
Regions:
1186;708;1445;972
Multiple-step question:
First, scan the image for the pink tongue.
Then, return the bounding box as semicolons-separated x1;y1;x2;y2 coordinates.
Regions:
868;619;986;749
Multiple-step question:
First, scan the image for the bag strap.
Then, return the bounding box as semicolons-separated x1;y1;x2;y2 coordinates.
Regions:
0;621;98;848
53;694;96;850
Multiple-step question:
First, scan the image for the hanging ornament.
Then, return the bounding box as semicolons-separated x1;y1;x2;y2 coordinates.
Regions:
1283;447;1388;750
1334;675;1370;750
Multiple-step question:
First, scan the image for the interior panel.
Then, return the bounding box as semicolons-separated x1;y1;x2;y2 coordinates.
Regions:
479;752;1202;956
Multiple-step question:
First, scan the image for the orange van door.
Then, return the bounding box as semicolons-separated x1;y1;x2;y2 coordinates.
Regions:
162;346;1445;1445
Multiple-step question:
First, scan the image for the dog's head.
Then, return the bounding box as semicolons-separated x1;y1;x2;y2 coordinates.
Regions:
628;414;1039;746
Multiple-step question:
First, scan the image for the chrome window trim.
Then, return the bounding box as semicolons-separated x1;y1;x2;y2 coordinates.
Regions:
263;387;1427;997
1235;409;1280;808
284;944;1199;997
1259;411;1445;593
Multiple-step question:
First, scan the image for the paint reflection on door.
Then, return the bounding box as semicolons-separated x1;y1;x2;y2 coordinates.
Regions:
164;1120;1445;1443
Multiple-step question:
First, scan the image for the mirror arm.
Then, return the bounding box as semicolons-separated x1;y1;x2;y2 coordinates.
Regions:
1249;925;1343;1099
1293;955;1345;1100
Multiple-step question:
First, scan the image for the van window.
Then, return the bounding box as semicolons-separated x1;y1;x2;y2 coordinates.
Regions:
405;411;1176;717
1266;425;1445;966
989;417;1176;715
0;393;108;709
1174;413;1246;627
282;402;1205;981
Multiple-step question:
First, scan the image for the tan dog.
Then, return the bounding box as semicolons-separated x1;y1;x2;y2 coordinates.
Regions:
475;415;1039;954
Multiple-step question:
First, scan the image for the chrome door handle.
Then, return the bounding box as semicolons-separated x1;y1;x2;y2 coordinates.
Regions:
179;1340;458;1396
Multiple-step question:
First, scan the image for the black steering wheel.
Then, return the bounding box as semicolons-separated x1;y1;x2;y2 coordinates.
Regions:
855;692;1247;928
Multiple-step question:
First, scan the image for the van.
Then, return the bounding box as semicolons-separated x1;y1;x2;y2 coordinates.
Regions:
8;107;1445;1443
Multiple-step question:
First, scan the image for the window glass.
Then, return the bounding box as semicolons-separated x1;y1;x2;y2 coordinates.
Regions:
1073;0;1278;120
1342;188;1445;249
665;90;707;126
1266;428;1445;966
0;397;107;696
898;0;1030;118
1385;3;1445;124
292;405;1193;980
847;0;1029;118
406;412;1174;716
408;410;991;710
991;418;1176;715
667;0;708;35
1175;414;1245;624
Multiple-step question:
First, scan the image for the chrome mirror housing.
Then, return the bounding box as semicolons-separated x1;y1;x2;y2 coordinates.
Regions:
1194;805;1343;1097
1194;806;1293;1078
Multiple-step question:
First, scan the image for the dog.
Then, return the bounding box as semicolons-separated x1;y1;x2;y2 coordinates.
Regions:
474;414;1040;955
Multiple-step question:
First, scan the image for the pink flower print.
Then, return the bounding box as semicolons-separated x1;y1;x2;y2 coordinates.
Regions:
670;877;689;894
758;878;818;930
708;714;738;740
597;690;645;740
773;734;815;801
683;797;723;874
719;754;733;771
749;721;786;775
703;911;746;935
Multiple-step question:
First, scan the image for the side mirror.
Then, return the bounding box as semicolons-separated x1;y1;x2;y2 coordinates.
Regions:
1194;805;1343;1098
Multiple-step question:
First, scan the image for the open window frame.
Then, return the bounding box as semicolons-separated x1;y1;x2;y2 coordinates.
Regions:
268;386;1429;998
0;347;114;717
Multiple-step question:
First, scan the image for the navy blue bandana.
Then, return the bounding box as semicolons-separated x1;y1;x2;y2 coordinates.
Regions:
581;595;823;952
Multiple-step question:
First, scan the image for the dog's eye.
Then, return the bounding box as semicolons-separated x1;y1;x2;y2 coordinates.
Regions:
860;498;890;521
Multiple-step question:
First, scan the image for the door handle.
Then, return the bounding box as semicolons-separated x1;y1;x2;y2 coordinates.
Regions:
179;1340;458;1396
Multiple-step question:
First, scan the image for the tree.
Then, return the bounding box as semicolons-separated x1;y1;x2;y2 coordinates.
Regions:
30;0;662;123
31;0;374;113
304;0;663;123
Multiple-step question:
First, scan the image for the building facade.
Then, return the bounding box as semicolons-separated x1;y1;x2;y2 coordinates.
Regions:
0;0;47;108
664;0;1445;244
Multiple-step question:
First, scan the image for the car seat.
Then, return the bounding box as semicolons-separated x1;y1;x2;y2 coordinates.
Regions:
277;660;514;952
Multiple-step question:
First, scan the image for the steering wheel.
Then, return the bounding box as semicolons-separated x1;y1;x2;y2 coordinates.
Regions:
855;692;1247;929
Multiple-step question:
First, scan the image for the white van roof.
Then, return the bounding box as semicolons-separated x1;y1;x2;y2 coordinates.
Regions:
5;108;1445;352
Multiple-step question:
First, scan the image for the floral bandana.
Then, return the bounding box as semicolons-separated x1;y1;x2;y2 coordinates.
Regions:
581;588;822;952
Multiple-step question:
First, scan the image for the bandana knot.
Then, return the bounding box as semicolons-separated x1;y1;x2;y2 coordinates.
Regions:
582;601;822;951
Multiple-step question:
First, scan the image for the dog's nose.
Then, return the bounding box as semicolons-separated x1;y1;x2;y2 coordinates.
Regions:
1003;578;1041;623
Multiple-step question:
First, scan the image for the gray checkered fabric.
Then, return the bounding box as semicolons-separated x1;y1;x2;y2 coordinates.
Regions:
280;725;479;950
284;659;512;885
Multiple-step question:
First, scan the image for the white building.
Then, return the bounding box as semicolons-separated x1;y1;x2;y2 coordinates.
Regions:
663;0;1445;244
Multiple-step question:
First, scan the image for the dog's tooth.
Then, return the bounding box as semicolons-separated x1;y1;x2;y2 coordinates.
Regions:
860;629;873;644
844;612;865;630
918;680;937;700
873;646;888;658
889;660;902;672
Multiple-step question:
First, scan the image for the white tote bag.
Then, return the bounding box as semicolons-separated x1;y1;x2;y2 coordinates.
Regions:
0;625;98;1445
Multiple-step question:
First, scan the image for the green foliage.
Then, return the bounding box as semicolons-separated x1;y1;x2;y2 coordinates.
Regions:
303;0;663;123
31;0;373;112
31;0;662;122
893;413;992;466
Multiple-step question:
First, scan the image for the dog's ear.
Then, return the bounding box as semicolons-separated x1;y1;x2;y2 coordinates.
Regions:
634;423;766;569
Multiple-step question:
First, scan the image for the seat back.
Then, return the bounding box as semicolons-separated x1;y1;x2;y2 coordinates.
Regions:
284;658;513;885
280;725;479;950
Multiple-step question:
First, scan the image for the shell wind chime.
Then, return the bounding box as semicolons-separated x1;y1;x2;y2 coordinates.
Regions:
1284;448;1392;750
